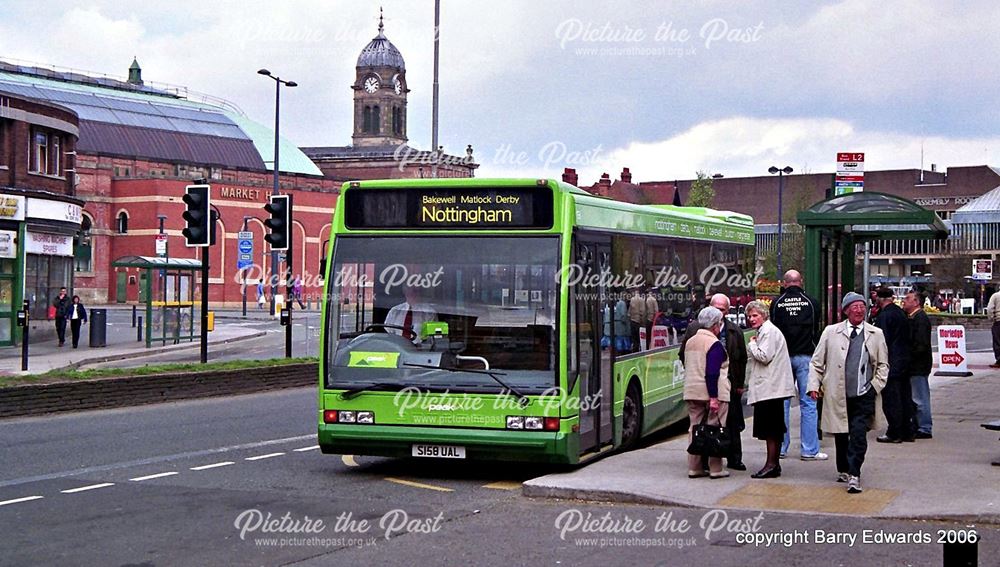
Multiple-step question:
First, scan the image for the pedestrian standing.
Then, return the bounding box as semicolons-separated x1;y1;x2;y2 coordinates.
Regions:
53;287;69;346
874;286;914;443
682;307;732;479
293;276;305;308
745;300;796;478
903;291;933;439
679;293;748;471
257;278;266;310
988;288;1000;368
628;287;645;352
807;292;889;494
65;295;88;348
769;269;827;461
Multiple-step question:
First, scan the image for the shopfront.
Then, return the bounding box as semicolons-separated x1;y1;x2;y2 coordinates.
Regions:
0;191;83;346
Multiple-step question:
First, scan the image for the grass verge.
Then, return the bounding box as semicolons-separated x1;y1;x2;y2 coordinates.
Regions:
0;357;318;388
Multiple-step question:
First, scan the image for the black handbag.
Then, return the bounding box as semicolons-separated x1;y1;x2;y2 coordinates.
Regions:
687;411;731;458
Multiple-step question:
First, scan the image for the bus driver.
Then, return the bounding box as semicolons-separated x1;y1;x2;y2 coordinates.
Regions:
385;284;438;345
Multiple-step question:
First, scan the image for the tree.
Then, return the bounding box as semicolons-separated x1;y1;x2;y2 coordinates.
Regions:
688;171;715;207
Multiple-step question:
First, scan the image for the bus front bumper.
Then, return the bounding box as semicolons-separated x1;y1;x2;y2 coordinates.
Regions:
318;424;575;464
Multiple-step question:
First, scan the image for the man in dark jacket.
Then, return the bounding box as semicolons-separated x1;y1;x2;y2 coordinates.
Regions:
770;270;825;460
53;287;69;347
903;291;933;439
874;286;913;443
679;293;748;470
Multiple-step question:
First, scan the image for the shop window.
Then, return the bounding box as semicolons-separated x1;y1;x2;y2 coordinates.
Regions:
31;130;48;173
117;211;129;234
25;254;72;320
75;215;93;272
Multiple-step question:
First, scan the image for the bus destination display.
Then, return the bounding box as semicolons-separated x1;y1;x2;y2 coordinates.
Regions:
345;187;553;229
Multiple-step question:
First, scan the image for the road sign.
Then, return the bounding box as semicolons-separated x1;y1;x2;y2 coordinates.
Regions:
934;325;972;377
237;236;254;270
973;259;992;280
155;234;167;256
237;231;253;240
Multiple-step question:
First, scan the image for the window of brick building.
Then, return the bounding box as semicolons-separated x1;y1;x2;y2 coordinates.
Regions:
117;211;129;234
31;130;48;173
51;135;61;176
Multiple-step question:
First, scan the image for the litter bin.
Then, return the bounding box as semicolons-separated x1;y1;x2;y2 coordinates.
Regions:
89;308;107;347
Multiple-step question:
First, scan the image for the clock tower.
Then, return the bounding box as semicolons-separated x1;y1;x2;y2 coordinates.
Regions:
353;13;407;147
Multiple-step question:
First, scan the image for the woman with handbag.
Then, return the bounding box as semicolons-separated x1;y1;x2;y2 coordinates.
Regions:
683;306;731;479
745;300;797;479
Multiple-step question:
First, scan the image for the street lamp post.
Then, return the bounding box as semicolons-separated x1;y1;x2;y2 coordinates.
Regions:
768;165;794;278
258;69;297;316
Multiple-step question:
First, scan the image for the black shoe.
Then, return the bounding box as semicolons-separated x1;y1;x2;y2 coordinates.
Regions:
727;462;747;471
901;437;915;442
876;435;902;443
751;465;781;479
914;431;933;439
991;363;1000;368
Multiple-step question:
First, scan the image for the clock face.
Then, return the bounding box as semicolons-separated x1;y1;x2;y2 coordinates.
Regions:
363;76;379;93
393;78;402;95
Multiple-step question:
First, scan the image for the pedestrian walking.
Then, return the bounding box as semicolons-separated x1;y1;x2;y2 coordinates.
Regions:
903;291;933;439
293;276;305;309
679;293;748;471
745;301;796;479
257;278;266;310
53;287;69;346
769;269;826;461
682;307;732;479
807;292;889;494
988;288;1000;368
874;286;913;443
65;295;88;348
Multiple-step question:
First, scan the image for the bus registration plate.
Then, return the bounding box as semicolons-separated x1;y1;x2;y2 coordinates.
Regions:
412;444;466;459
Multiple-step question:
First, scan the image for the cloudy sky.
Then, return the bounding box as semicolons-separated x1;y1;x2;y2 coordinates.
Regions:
2;0;999;184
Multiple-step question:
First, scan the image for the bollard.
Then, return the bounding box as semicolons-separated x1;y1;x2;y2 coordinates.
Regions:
137;315;143;342
131;305;137;328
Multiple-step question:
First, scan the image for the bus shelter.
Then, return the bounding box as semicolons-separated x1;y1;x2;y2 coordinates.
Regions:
112;256;203;348
797;192;947;326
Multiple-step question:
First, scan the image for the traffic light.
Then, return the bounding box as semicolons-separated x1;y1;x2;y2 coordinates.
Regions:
182;184;211;247
264;195;291;251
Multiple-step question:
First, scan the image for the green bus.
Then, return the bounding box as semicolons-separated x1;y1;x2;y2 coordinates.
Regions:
318;178;755;464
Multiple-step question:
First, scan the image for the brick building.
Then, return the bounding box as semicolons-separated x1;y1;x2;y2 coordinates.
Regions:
572;164;1000;295
0;89;82;345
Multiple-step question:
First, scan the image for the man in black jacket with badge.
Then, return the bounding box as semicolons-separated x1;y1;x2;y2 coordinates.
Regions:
874;286;913;443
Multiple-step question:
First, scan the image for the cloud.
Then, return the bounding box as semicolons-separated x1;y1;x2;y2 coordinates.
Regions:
477;116;1000;184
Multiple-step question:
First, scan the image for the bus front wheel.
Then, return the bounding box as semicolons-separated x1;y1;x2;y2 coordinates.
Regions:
621;381;642;450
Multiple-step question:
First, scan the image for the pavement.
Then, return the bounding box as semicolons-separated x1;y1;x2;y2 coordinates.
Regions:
525;351;1000;523
0;304;301;376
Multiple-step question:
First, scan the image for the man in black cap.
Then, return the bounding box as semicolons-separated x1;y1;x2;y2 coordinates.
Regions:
873;286;913;443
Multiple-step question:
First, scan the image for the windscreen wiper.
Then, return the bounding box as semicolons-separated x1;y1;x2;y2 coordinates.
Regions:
403;363;530;406
339;382;406;400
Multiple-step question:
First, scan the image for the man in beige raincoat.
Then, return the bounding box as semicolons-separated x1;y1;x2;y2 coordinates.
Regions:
807;292;888;494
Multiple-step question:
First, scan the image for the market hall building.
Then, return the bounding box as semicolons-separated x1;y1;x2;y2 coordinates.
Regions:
0;89;82;345
0;59;339;323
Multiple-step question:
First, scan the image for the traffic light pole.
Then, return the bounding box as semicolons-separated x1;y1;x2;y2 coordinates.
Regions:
201;245;209;364
285;194;293;358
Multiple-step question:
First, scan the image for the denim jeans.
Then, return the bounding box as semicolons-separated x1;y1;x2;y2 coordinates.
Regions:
910;375;932;434
782;354;820;457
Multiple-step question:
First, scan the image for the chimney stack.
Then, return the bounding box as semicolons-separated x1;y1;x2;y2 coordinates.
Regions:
596;172;612;196
562;167;578;186
621;167;632;183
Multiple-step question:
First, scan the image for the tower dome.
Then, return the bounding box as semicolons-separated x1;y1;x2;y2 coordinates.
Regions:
356;16;405;70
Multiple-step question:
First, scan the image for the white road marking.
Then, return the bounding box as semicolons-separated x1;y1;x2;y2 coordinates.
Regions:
0;495;43;506
190;461;235;471
384;477;454;492
129;472;179;482
293;446;319;452
245;452;284;461
61;483;115;494
342;455;359;467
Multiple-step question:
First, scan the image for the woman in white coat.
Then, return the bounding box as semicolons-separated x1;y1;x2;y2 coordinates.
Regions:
745;300;797;479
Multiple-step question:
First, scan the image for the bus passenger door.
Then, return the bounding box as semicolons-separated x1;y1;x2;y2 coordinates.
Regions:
574;239;613;455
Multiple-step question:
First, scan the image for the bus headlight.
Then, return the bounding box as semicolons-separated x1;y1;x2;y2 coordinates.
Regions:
524;417;544;430
356;411;375;424
338;411;357;423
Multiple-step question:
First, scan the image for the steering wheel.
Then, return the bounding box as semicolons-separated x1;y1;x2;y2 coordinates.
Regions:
363;323;408;334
